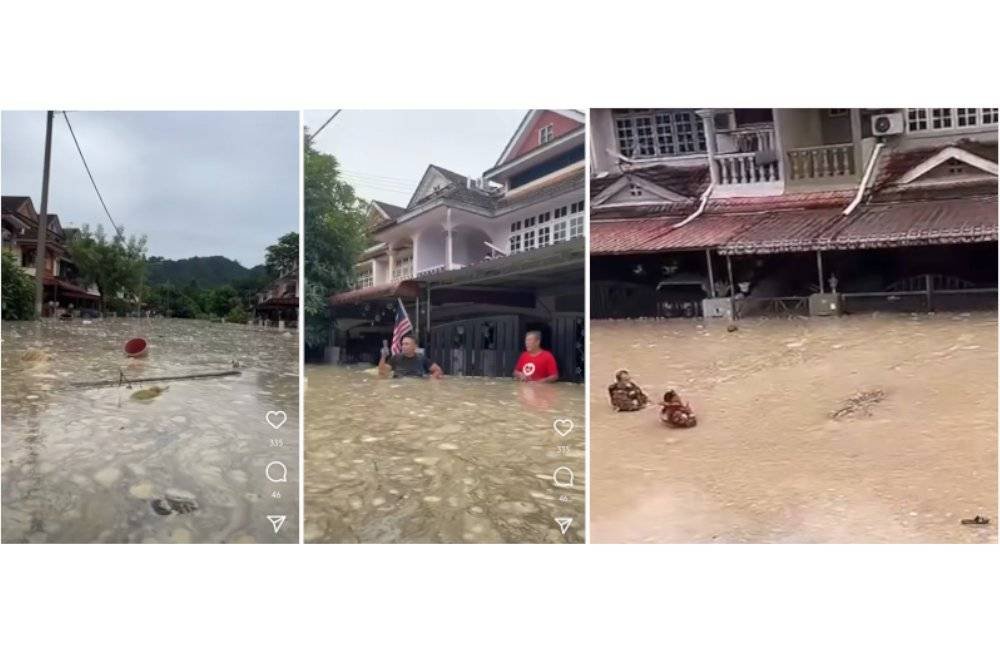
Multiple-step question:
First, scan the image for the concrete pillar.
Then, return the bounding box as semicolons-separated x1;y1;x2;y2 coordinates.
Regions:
697;109;719;185
849;108;863;177
387;244;395;281
445;207;454;270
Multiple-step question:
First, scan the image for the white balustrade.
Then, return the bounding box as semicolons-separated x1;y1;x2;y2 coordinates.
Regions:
787;143;856;180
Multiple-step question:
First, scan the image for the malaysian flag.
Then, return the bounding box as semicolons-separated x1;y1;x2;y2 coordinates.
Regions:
390;298;414;355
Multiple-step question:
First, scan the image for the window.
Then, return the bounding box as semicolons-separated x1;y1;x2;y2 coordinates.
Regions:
524;215;536;228
523;229;536;250
569;201;585;239
907;108;928;131
538;225;551;247
908;108;998;132
509;234;522;254
628;183;643;196
957;108;978;126
613;110;706;158
510;220;521;233
392;255;412;281
538;124;554;144
552;220;568;243
931;108;953;129
355;270;374;289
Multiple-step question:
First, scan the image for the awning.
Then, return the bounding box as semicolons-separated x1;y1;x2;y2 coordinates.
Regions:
591;213;753;254
718;208;848;255
815;196;998;250
330;279;423;306
44;277;100;301
590;218;684;255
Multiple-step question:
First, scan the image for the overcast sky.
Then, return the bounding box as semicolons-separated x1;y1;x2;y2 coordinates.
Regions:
1;111;298;267
303;110;526;207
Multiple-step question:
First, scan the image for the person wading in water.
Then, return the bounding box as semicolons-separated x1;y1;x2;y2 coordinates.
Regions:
659;389;697;428
379;334;444;379
607;369;649;411
513;331;559;383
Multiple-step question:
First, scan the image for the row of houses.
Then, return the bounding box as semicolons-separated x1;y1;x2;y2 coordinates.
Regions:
2;195;101;313
328;110;586;381
590;108;998;318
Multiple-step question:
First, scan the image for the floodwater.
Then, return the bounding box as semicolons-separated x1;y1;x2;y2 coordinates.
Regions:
590;313;997;543
304;365;585;543
1;318;299;543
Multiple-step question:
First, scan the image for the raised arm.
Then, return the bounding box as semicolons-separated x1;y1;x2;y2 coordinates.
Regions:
378;353;392;378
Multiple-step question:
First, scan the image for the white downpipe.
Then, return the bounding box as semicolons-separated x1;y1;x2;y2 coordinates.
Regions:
672;184;714;230
843;141;885;216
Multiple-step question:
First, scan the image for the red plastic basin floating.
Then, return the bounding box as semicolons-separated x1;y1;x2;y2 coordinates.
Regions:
124;337;148;358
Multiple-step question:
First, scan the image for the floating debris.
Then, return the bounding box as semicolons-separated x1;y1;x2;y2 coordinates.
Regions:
960;515;990;525
831;389;886;420
131;385;169;402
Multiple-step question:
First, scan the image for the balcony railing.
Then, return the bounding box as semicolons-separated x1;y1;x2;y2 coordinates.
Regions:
786;143;856;181
714;124;781;185
715;153;782;185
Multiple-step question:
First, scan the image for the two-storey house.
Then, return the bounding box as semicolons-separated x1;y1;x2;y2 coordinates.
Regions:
590;108;997;318
330;110;586;380
2;195;101;314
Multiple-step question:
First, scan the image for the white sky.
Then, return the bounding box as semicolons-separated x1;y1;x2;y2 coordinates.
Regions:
303;110;526;208
2;111;299;267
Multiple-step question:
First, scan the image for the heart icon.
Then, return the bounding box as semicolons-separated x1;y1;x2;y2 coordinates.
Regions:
265;410;287;429
553;419;574;437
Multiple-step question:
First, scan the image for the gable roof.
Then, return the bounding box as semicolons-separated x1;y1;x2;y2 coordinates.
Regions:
494;110;585;168
372;200;406;219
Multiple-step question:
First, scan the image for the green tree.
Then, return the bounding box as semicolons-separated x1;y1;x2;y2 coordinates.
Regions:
224;304;249;324
303;132;368;352
67;224;147;314
1;250;36;320
265;232;299;278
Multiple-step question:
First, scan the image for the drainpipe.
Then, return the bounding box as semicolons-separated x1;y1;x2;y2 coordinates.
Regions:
672;184;713;230
843;141;885;216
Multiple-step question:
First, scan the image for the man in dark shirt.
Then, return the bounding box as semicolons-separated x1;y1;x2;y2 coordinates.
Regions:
378;334;444;379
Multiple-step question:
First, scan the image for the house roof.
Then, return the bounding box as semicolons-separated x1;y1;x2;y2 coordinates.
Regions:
591;164;710;203
372;200;406;219
814;195;998;251
2;195;32;215
493;110;585;168
330;279;424;306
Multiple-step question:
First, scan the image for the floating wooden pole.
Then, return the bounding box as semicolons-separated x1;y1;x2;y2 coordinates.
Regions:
70;369;241;389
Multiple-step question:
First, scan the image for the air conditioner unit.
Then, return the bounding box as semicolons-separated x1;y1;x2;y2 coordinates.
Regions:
871;112;905;136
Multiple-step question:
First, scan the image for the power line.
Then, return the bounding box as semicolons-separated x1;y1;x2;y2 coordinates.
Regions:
309;110;341;140
62;111;122;236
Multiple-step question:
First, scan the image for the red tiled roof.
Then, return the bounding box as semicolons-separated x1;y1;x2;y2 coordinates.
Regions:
330;279;423;306
818;196;997;250
721;208;848;255
873;140;998;191
592;212;753;254
590;217;683;255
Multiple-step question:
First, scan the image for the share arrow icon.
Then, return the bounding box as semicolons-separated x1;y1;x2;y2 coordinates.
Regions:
267;515;287;533
555;517;573;535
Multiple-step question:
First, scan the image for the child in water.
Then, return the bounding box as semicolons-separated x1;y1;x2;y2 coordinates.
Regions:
659;389;697;428
608;369;649;411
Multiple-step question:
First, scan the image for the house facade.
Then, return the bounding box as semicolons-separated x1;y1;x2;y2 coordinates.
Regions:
329;110;586;380
1;195;101;313
590;108;998;318
253;267;298;328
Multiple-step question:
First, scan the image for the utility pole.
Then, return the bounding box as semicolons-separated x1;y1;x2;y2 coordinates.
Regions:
34;110;54;318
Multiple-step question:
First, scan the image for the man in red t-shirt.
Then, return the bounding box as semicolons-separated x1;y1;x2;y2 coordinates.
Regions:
513;330;559;383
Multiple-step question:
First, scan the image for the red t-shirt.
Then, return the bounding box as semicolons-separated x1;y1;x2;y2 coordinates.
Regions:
514;350;558;381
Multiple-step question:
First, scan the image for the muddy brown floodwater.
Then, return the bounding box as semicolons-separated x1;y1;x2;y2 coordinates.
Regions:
304;365;585;543
590;312;997;543
1;319;299;543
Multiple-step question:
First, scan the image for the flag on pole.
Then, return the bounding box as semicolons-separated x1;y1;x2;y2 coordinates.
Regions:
391;298;413;355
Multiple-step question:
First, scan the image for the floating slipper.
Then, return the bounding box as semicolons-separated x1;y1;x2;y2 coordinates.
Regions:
960;515;990;525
